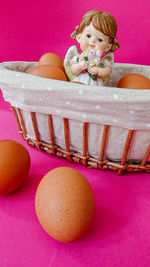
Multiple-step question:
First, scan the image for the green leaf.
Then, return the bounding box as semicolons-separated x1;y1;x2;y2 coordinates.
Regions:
84;56;88;61
99;63;104;68
86;70;97;80
77;57;79;62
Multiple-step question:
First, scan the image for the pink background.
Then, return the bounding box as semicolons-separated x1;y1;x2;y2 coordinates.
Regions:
0;0;150;65
0;1;150;267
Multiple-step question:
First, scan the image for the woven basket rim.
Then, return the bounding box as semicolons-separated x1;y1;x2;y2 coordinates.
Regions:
0;61;150;98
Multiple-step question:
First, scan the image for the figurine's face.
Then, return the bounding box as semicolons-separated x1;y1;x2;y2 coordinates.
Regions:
76;23;112;53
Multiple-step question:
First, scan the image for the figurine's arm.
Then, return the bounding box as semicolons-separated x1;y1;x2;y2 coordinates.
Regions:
88;66;112;79
71;61;89;76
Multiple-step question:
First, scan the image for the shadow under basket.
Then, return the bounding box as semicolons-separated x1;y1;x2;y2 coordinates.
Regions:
1;61;150;175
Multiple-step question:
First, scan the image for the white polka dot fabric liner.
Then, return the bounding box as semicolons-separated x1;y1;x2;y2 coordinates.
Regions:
129;110;135;114
79;89;84;95
96;105;101;110
0;60;150;161
113;94;119;100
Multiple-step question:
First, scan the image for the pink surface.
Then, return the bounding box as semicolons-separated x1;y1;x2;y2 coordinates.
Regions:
1;92;150;267
0;1;150;266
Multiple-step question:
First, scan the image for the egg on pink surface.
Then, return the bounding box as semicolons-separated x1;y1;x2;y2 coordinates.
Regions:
35;167;95;243
0;140;31;195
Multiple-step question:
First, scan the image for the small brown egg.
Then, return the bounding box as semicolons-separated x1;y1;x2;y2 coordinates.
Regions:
117;73;150;89
71;81;85;85
38;52;65;72
35;167;95;243
0;140;30;195
28;65;68;81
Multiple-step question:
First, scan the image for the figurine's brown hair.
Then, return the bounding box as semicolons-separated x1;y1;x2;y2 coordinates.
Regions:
71;10;120;52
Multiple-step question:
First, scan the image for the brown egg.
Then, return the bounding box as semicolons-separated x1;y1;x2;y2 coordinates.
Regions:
35;167;95;243
39;52;65;72
71;81;85;84
117;73;150;89
0;140;30;195
29;65;68;81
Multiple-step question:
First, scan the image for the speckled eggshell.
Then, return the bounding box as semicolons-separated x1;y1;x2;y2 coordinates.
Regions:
0;140;30;195
38;52;65;72
117;73;150;89
35;167;95;243
28;65;68;81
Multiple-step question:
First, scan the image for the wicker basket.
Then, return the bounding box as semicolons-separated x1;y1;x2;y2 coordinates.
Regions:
0;61;150;175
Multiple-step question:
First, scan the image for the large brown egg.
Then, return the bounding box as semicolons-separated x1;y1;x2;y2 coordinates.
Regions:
117;73;150;89
38;52;65;72
28;65;68;81
35;167;95;243
0;140;30;195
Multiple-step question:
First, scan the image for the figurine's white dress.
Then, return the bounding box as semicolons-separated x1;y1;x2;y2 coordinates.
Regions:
64;46;114;86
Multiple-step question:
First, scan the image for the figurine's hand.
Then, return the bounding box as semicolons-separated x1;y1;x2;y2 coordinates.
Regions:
87;66;99;76
79;61;89;72
70;61;89;76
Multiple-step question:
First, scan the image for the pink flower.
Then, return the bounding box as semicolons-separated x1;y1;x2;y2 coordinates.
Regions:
88;50;95;56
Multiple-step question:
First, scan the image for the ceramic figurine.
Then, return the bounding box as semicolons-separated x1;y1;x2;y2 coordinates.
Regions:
64;9;120;86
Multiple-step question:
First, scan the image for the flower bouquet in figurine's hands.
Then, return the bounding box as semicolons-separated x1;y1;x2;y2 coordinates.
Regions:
79;49;102;80
64;10;120;86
